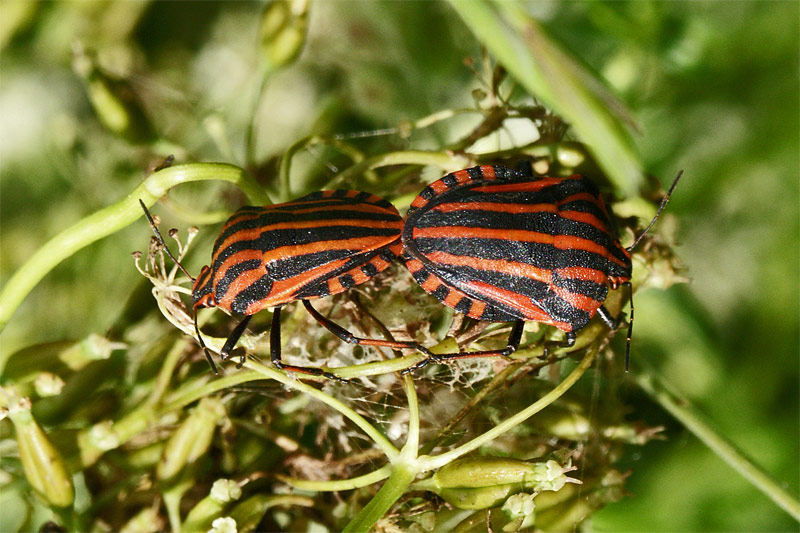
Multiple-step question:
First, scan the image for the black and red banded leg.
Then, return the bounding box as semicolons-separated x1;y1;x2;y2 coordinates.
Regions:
400;319;526;374
268;306;352;383
596;283;635;371
301;300;440;368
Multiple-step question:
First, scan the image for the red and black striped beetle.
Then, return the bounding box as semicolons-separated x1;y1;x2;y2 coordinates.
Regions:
141;190;434;380
401;164;681;371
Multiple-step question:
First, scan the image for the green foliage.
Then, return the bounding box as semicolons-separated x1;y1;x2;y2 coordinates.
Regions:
0;2;797;532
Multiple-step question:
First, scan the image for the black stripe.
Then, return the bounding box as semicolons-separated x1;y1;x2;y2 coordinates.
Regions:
479;302;524;322
361;263;379;277
339;274;356;289
267;249;356;281
432;284;450;302
455;296;474;314
216;259;262;302
551;271;609;303
411;237;620;273
412;268;430;285
467;166;486;180
213;226;400;271
411;211;614;244
230;274;273;315
442;173;459;188
293;250;386;299
216;207;400;248
379;248;398;262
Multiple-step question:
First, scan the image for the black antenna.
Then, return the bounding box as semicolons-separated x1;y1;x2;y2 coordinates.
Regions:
624;283;634;371
139;200;195;280
623;170;684;371
139;199;219;374
627;170;684;252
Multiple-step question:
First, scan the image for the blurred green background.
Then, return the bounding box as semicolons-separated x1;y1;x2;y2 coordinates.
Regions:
0;1;797;531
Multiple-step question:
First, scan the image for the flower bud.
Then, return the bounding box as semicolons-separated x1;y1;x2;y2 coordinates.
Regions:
424;456;578;510
157;397;226;480
227;494;271;532
501;492;537;530
182;479;242;532
533;470;626;530
34;373;65;397
72;43;155;143
5;396;74;507
260;0;309;67
532;406;592;441
208;517;237;533
119;506;165;533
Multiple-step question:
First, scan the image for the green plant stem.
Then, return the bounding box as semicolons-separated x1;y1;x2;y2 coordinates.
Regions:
420;360;525;455
326;150;470;189
0;163;268;332
245;63;275;167
634;364;800;522
419;346;597;471
160;370;266;414
280;136;373;201
403;374;420;453
146;337;190;407
342;461;419;533
341;349;597;532
278;465;392;492
449;0;642;195
243;359;400;461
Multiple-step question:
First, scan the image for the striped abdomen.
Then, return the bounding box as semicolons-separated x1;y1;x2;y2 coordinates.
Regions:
402;165;632;332
192;190;402;316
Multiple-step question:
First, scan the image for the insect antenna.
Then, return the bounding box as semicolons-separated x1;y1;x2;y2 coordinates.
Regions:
622;170;683;371
193;307;218;375
627;170;684;252
139;200;195;280
139;200;219;375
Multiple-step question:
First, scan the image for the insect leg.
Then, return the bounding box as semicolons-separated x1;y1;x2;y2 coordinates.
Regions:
596;306;619;331
597;293;633;371
302;300;437;357
221;314;252;368
401;320;526;374
270;304;351;383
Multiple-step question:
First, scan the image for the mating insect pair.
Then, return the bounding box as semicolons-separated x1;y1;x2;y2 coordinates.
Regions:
141;165;681;380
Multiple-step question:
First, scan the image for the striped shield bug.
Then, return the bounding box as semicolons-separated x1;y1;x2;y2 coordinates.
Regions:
401;164;682;371
140;190;437;381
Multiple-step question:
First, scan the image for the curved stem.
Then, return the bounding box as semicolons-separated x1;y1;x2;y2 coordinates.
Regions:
160;370;266;414
245;64;274;167
280;136;374;201
342;462;418;533
0;163;269;331
325;150;471;189
243;359;400;462
278;465;392;492
418;346;597;472
420;360;525;455
402;374;420;454
634;362;800;521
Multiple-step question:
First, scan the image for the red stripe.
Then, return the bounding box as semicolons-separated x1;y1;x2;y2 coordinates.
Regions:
460;280;572;330
431;201;558;215
424;251;552;285
472;177;569;194
555;266;609;284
